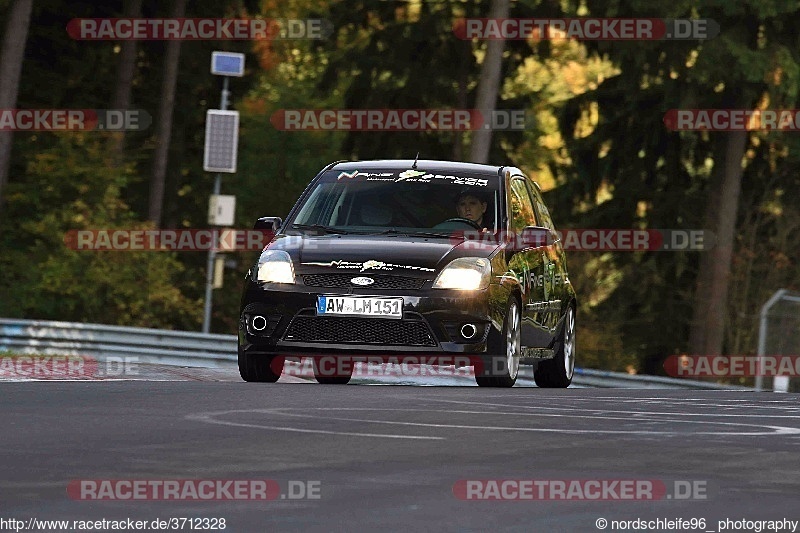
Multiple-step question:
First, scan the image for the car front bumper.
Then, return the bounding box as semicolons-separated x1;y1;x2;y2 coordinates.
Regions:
238;279;506;358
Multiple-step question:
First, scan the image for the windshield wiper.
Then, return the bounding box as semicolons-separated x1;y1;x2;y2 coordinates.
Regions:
372;229;453;238
291;223;350;235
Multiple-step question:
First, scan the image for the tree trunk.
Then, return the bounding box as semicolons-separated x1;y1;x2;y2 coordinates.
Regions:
468;0;510;164
110;0;142;158
0;0;34;214
148;0;186;227
688;130;749;355
452;44;468;161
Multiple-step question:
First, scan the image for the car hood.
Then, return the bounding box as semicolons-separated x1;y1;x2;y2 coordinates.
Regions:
266;233;500;275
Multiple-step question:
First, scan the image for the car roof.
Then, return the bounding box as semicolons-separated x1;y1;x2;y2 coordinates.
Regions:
328;159;509;176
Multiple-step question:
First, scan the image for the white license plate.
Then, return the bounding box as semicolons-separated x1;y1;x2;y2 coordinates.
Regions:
317;296;403;319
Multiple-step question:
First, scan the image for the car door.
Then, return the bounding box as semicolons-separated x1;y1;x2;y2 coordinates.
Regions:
506;176;550;347
526;179;568;336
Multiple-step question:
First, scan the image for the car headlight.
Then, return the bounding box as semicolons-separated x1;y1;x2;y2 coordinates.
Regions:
254;250;295;284
433;257;491;290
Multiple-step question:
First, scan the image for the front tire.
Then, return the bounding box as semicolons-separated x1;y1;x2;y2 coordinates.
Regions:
238;346;283;383
534;305;575;388
475;298;521;388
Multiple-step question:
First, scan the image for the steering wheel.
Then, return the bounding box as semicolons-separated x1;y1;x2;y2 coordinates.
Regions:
436;217;483;230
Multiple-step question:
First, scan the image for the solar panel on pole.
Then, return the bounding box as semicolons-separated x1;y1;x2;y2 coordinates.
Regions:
203;110;239;173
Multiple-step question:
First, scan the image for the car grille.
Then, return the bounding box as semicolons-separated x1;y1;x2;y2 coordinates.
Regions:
283;316;437;346
302;274;426;290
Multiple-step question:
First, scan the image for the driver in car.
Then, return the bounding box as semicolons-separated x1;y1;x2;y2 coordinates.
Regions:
455;189;490;230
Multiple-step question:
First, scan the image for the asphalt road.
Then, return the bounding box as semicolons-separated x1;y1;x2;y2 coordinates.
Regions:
1;372;799;532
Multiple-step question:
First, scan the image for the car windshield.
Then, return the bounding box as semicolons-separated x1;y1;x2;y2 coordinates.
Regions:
290;169;501;235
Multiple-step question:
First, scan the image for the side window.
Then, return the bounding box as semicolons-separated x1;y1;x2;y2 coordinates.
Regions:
526;181;555;231
508;178;538;231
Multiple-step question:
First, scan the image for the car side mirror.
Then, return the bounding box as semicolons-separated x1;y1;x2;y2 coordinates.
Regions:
253;217;282;232
519;226;555;249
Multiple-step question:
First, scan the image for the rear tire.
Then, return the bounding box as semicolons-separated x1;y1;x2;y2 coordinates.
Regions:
534;306;575;388
238;346;283;383
475;298;520;388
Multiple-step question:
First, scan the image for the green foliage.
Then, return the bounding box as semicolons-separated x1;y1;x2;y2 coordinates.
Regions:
0;134;199;329
548;0;800;371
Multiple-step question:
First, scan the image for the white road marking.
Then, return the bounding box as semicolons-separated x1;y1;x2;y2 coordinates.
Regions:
186;410;443;440
188;407;800;438
425;398;800;419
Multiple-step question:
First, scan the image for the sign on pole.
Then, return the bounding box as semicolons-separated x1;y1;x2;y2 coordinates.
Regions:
208;194;236;226
213;255;226;289
203;110;239;173
211;51;245;77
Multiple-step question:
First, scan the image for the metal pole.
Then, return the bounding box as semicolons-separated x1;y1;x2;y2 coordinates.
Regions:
201;76;230;333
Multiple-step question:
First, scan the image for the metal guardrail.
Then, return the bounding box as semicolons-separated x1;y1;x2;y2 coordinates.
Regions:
0;318;237;368
0;317;749;389
570;368;750;390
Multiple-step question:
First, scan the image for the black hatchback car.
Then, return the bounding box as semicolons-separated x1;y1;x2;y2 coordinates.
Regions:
238;159;576;387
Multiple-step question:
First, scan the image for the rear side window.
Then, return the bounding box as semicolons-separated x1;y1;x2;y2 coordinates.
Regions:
526;181;555;231
508;178;538;231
